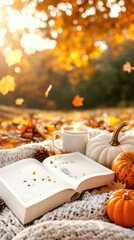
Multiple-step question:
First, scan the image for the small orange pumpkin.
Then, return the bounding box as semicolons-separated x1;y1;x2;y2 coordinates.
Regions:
112;151;134;189
106;189;134;227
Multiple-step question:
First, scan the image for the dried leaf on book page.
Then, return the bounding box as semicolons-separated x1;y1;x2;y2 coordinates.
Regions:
96;181;126;194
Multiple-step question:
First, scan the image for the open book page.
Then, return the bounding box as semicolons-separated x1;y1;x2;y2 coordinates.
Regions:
0;158;75;206
43;152;115;191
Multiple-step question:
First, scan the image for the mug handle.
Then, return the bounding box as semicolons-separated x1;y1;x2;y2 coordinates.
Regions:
52;131;63;150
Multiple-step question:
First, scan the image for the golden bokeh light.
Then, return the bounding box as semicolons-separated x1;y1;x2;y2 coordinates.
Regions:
0;0;56;53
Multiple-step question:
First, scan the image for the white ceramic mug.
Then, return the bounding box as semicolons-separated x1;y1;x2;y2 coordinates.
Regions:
52;126;89;154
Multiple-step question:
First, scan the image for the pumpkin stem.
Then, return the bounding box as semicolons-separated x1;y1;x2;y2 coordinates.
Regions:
110;122;128;146
123;192;130;200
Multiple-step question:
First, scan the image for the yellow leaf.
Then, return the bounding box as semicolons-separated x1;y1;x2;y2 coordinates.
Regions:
0;75;15;95
96;181;126;194
108;116;121;127
15;98;24;105
45;124;56;136
4;49;23;67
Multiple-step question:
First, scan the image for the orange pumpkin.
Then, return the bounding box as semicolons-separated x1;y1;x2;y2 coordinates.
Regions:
106;189;134;227
112;151;134;189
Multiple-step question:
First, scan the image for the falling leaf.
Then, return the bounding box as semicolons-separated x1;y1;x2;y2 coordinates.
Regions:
72;95;84;107
4;49;23;67
15;98;24;105
96;181;126;194
45;84;52;97
0;75;15;95
123;62;134;73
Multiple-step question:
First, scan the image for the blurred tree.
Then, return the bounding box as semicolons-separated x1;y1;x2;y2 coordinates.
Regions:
0;0;134;108
36;0;134;80
0;39;134;109
5;0;134;82
76;40;134;108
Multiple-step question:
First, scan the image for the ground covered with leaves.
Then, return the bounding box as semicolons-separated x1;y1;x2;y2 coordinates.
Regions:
0;105;134;150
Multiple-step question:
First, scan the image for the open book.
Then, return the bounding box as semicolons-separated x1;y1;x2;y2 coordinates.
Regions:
0;152;114;224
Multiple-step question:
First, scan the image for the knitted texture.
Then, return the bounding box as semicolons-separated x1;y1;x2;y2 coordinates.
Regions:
13;220;134;240
0;129;134;240
0;140;53;168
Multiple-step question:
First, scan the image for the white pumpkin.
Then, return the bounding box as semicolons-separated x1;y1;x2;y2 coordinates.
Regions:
86;122;134;168
87;127;109;139
126;128;134;135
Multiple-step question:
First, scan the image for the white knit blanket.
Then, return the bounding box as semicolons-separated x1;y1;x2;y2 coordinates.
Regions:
0;129;134;240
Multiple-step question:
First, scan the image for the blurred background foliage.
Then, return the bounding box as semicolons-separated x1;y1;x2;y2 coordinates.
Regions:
0;0;134;109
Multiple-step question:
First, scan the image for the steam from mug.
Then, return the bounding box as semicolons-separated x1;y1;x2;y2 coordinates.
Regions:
52;126;89;154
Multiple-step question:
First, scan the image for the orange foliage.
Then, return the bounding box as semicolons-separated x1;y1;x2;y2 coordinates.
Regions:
72;95;84;107
18;119;34;133
123;62;134;73
0;0;134;100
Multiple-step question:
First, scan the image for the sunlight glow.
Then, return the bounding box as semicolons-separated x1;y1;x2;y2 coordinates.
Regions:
21;34;56;54
0;0;126;55
82;7;96;18
94;41;108;51
0;0;13;8
58;3;68;11
109;3;121;18
107;0;125;18
119;0;124;6
97;1;106;12
76;26;82;31
77;0;84;5
51;31;58;39
6;9;46;33
0;28;7;47
88;0;93;4
66;9;72;16
97;1;104;7
0;1;56;53
48;20;55;27
35;11;48;21
14;67;21;73
57;2;73;15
